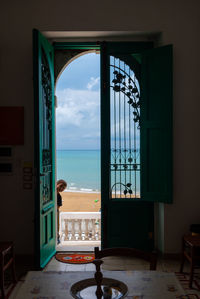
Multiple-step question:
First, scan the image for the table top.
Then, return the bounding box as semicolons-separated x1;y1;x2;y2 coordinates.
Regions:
15;270;188;299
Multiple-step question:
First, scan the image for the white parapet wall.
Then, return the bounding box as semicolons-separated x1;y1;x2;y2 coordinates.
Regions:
60;212;101;242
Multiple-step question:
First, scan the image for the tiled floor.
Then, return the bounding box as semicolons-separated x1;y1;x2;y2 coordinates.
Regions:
44;256;96;272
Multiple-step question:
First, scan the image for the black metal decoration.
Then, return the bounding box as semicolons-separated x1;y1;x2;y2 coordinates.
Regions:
42;149;52;172
111;182;133;196
110;65;140;127
41;49;53;204
110;56;140;199
42;49;52;130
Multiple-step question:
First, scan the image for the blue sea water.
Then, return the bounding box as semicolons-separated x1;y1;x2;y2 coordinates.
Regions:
56;150;140;195
56;150;101;192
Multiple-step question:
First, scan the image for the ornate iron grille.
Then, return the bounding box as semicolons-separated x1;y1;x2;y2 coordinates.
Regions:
110;56;140;199
41;49;52;204
41;49;52;154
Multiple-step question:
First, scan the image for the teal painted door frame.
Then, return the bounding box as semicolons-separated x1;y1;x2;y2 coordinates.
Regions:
33;29;56;269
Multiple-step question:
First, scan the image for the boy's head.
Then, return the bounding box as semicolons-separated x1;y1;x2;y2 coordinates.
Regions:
57;179;67;192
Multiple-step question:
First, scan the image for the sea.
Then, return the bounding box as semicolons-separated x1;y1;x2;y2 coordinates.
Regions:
56;150;101;193
56;149;140;195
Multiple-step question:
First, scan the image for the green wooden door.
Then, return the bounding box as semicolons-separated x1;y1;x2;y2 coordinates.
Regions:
33;29;56;268
101;43;172;250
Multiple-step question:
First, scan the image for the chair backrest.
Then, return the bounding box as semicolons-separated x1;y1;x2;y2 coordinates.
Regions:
94;247;157;270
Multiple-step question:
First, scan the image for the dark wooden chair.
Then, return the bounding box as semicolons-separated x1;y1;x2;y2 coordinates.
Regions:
180;234;200;288
0;242;17;298
94;247;157;270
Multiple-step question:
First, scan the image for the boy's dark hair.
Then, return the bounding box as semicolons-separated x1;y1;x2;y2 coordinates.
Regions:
57;179;67;188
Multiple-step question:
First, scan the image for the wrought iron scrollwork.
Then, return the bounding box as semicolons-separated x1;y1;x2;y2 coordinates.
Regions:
111;182;133;195
40;50;53;205
110;56;141;199
42;149;51;165
42;149;52;173
42;185;49;201
110;65;140;127
41;50;52;129
111;149;140;171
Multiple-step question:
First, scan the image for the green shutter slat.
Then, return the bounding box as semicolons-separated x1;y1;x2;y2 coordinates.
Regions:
141;45;173;203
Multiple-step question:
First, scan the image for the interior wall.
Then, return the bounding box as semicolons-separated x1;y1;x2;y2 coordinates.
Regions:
0;0;199;254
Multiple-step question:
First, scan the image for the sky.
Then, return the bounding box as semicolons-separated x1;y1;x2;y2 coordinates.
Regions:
56;53;100;150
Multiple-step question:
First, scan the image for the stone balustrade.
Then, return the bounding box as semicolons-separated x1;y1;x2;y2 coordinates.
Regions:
59;212;101;242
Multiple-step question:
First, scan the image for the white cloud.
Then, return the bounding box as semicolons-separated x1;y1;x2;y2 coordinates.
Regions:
56;88;100;128
55;88;100;149
87;77;100;90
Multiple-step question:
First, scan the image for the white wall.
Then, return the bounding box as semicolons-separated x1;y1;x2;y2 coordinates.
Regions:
0;0;199;254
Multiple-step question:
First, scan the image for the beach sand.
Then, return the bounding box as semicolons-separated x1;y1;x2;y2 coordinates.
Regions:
59;191;101;212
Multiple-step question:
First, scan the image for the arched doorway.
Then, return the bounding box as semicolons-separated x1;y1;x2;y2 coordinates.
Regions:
55;51;101;251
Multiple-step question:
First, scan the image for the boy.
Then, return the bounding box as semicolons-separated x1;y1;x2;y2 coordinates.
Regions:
57;179;67;244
